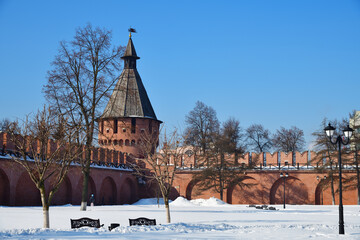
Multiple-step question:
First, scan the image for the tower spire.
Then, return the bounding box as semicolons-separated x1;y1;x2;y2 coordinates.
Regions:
101;30;159;121
122;28;139;69
98;30;162;156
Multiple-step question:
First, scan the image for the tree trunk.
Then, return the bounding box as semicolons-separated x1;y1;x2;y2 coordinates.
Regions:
355;150;360;205
39;186;50;228
219;171;224;201
219;153;224;201
80;145;92;211
164;197;171;223
80;166;90;211
43;207;50;229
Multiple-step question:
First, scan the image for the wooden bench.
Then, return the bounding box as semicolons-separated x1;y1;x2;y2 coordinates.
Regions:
129;217;156;226
70;217;104;229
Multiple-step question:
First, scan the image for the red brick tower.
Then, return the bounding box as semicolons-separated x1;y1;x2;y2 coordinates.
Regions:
98;32;162;157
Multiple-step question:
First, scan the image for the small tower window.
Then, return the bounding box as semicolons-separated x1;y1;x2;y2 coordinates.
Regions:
131;118;136;133
149;121;152;133
114;119;118;133
101;121;104;134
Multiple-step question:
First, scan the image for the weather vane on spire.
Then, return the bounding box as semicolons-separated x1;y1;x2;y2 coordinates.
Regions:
128;27;136;38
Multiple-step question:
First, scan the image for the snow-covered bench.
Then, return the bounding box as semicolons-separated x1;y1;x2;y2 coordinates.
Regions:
70;217;104;228
129;217;156;226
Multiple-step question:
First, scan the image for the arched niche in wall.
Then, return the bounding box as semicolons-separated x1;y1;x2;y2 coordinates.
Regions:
51;175;72;205
15;172;41;206
99;176;117;205
0;168;10;205
269;176;308;205
227;176;261;204
74;175;96;205
119;177;137;204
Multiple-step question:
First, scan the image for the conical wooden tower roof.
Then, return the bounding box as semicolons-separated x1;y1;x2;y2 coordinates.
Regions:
101;36;159;121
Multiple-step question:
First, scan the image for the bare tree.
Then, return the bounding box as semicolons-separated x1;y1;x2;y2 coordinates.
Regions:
221;118;245;162
43;24;124;211
346;110;360;205
272;126;305;152
7;107;81;228
184;101;219;165
246;124;272;153
134;127;184;223
0;118;12;132
193;118;247;201
312;118;343;205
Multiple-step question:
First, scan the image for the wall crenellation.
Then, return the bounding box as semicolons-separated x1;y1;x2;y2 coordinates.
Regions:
1;132;355;169
0;132;132;166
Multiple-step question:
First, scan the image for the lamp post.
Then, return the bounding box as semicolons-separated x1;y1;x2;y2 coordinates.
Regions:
324;123;353;235
280;172;288;209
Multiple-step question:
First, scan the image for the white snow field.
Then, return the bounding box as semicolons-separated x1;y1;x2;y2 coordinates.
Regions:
0;197;359;240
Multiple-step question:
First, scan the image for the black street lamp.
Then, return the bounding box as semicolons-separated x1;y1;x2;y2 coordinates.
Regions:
280;172;289;209
324;123;353;235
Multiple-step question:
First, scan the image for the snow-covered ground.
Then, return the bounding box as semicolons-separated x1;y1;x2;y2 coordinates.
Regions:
0;197;359;239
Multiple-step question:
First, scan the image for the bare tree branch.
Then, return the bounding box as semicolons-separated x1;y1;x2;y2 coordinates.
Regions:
7;107;82;228
43;24;124;211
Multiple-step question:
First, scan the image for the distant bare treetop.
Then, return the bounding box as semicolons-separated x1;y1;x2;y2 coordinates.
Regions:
0;118;12;132
219;117;244;154
184;101;219;154
272;126;305;152
246;124;272;153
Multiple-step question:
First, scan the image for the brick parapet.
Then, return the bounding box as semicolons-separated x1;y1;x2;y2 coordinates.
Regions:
238;153;250;165
0;132;129;165
296;151;308;164
265;152;278;166
280;152;293;165
1;133;357;169
251;152;264;166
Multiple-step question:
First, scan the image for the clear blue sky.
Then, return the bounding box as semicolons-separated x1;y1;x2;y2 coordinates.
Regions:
0;0;359;149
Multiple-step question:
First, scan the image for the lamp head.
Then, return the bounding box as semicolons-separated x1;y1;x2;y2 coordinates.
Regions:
343;125;354;139
324;123;335;138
